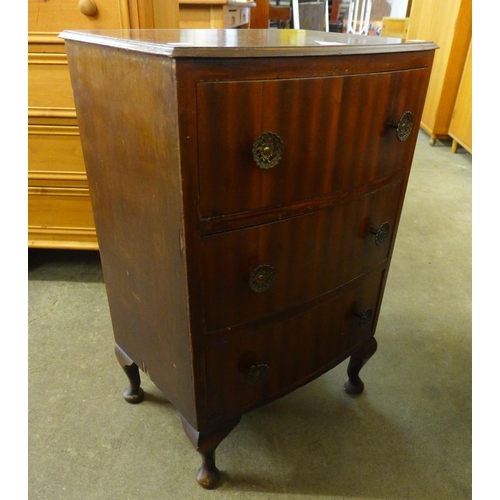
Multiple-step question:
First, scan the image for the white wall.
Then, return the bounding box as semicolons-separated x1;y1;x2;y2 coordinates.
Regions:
388;0;409;18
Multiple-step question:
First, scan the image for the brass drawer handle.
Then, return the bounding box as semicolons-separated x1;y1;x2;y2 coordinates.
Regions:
252;132;284;169
370;222;391;247
391;111;413;142
246;364;270;385
249;265;275;292
78;0;98;16
355;308;374;328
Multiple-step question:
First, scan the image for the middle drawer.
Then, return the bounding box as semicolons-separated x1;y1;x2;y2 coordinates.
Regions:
201;180;402;332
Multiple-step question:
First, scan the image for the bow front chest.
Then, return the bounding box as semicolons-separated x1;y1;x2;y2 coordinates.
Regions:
61;28;436;488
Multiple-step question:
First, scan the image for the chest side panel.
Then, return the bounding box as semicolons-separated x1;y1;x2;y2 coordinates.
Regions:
65;41;197;425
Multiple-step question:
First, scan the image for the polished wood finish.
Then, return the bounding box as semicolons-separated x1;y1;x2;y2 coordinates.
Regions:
197;69;430;218
205;268;386;419
28;0;179;250
449;40;472;154
201;182;402;332
61;29;435;488
60;28;437;57
407;0;471;143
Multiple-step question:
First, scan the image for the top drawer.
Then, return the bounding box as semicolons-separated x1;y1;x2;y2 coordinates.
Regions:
28;0;124;33
197;68;428;218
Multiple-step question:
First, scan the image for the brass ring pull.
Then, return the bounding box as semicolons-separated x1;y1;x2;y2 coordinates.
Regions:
355;308;374;328
252;132;284;169
246;364;270;385
249;265;275;293
391;111;414;142
370;222;391;247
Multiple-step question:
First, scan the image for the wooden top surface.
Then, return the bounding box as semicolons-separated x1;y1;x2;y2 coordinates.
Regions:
59;29;437;58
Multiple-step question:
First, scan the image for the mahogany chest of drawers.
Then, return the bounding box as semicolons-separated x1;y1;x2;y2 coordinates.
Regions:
61;29;436;488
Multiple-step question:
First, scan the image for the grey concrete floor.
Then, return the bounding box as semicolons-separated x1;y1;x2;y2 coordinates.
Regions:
28;131;472;499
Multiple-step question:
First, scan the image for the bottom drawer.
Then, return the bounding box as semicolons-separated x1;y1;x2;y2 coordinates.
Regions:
205;267;385;420
28;186;97;249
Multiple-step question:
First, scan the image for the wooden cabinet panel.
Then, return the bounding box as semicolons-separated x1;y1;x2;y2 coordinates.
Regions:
28;187;97;249
28;125;87;187
407;0;471;142
449;41;472;154
28;53;75;109
28;0;126;32
27;0;179;249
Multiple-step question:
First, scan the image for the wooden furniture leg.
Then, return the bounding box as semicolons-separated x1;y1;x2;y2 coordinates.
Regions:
344;336;378;394
181;415;241;489
115;344;145;404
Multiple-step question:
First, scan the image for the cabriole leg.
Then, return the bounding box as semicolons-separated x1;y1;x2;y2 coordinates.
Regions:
181;415;241;489
114;344;144;404
345;336;378;394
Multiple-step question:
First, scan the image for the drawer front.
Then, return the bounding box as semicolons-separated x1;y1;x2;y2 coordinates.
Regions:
202;180;402;332
205;267;384;420
197;68;427;218
29;187;96;232
29;53;75;110
28;125;87;187
28;0;124;33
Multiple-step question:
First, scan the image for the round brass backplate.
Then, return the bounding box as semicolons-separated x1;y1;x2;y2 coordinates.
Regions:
252;132;284;169
396;111;413;142
358;308;374;328
372;222;391;247
246;364;270;385
249;265;275;292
